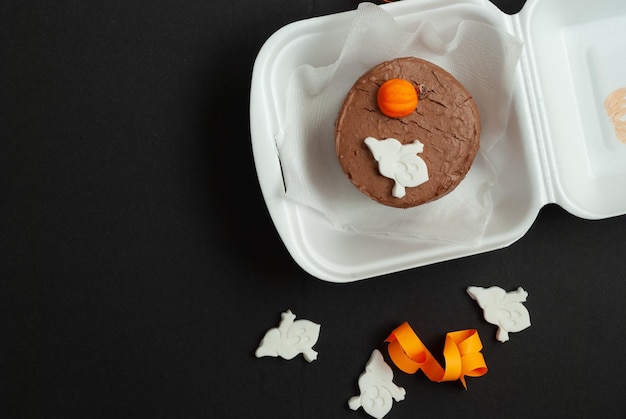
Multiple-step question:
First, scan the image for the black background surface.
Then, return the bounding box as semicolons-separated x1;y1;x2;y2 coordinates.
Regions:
3;0;626;417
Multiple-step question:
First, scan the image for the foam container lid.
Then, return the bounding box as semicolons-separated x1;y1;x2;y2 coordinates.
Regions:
249;0;626;282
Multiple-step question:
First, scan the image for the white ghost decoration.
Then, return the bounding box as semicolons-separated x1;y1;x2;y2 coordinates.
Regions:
364;136;429;198
467;286;531;343
348;349;406;419
255;310;320;362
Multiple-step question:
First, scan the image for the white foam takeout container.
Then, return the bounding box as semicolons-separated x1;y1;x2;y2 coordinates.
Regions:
249;0;626;282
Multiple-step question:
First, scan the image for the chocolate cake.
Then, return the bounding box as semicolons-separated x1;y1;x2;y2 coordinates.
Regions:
335;57;480;208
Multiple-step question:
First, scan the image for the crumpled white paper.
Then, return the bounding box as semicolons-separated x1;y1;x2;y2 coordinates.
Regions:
276;2;523;245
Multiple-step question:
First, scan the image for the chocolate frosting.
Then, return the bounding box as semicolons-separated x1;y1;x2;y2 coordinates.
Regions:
335;57;480;208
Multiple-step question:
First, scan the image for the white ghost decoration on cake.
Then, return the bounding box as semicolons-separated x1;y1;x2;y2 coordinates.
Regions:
255;310;320;362
467;286;531;342
348;349;406;419
364;137;429;198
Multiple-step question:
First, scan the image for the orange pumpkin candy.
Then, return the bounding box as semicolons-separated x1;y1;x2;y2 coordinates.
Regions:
377;78;418;118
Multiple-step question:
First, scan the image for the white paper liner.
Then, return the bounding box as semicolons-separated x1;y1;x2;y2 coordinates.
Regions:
276;2;523;245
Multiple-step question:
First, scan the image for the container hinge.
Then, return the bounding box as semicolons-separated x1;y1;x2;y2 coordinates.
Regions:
508;13;557;206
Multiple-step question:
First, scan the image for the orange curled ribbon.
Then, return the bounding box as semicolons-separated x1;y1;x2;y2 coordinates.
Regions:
385;322;488;389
